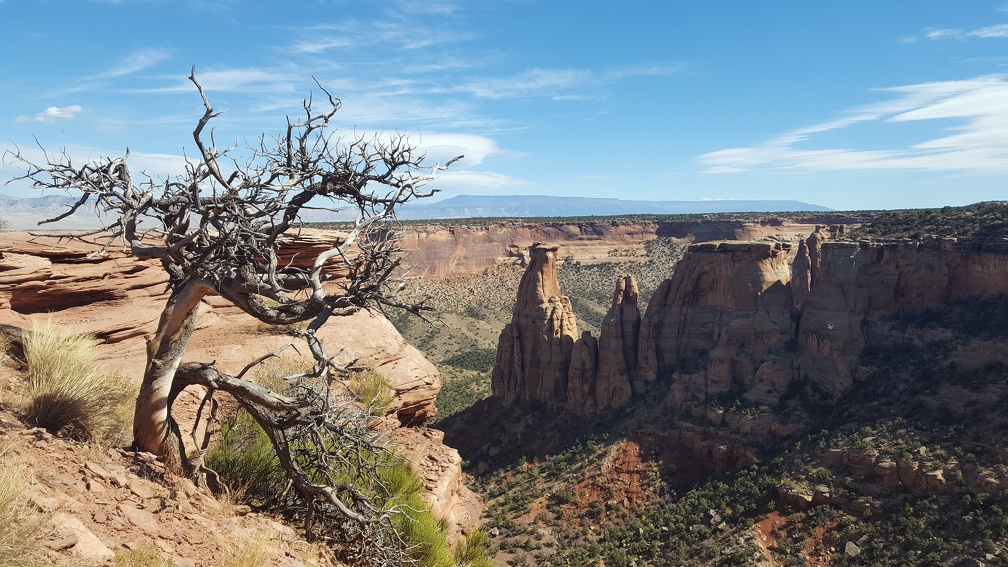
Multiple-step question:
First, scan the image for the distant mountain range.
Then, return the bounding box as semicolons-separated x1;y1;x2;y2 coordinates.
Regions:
0;193;832;229
393;194;832;219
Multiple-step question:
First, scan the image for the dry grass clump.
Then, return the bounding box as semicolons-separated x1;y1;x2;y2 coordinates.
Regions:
215;527;274;567
205;410;285;505
114;543;174;566
346;369;395;417
0;449;50;567
22;320;134;447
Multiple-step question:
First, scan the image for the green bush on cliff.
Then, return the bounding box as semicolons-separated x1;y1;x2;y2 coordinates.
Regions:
206;408;465;567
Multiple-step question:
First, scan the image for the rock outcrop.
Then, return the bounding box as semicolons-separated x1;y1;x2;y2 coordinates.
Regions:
494;232;1008;414
395;217;852;279
491;244;578;405
493;246;642;415
0;231;477;537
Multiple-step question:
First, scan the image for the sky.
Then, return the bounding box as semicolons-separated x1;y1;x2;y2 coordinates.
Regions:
2;1;1008;211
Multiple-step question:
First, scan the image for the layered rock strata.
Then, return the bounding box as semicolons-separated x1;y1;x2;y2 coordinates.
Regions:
492;230;1008;412
491;244;578;405
493;245;642;415
0;231;478;535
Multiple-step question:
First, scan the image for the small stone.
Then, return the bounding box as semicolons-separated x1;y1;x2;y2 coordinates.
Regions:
487;446;500;457
117;503;160;533
844;541;862;557
222;523;247;538
128;479;154;499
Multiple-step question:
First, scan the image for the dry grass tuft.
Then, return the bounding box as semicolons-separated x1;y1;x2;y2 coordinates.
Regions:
0;332;11;359
346;369;395;417
22;320;134;447
215;527;274;567
0;448;50;567
114;544;174;566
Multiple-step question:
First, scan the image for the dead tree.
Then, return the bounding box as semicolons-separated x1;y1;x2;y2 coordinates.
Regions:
6;70;460;564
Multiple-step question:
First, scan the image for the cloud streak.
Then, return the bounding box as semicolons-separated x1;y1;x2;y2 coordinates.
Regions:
100;49;171;78
926;23;1008;40
17;105;83;123
699;76;1008;174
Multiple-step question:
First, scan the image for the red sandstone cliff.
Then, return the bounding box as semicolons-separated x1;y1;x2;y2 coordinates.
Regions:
490;244;578;405
0;231;480;537
395;218;835;279
492;232;1008;413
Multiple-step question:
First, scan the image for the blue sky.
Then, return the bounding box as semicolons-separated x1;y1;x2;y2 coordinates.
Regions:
2;1;1008;211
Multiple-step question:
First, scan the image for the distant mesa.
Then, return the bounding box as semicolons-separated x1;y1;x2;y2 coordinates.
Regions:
395;194;833;219
0;193;832;229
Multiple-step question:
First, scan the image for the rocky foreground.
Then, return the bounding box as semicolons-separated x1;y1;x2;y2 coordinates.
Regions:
0;230;481;565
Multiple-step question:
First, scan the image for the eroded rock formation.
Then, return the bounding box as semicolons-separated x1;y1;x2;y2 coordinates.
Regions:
491;244;578;405
493;246;642;415
395;217;850;279
494;233;1008;414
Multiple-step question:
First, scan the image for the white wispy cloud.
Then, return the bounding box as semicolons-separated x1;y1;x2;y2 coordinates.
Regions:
607;63;686;79
135;66;301;94
392;0;459;16
925;24;1008;40
289;20;475;54
414;133;504;166
100;49;170;78
699;75;1008;174
455;68;595;99
17;105;83;123
433;170;524;193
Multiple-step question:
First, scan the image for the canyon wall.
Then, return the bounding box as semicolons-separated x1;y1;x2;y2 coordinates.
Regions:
492;230;1008;414
395;218;839;279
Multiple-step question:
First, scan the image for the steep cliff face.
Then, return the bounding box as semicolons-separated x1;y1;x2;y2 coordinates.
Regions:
492;246;645;415
491;244;579;405
494;233;1008;414
396;218;837;279
567;276;639;414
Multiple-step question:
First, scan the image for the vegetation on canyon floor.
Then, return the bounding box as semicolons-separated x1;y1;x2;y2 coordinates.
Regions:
432;323;1008;565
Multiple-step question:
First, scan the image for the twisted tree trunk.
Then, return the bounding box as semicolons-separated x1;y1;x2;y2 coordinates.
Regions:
133;279;212;469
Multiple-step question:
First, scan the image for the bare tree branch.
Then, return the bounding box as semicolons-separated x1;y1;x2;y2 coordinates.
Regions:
4;71;461;566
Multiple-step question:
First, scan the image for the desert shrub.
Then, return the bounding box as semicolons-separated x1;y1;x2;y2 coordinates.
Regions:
0;457;49;567
432;367;492;423
205;410;285;504
346;369;395;417
454;528;492;567
22;320;133;446
442;348;497;372
381;460;454;567
206;411;458;566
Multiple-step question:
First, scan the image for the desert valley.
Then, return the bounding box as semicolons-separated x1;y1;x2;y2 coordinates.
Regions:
0;204;1006;566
